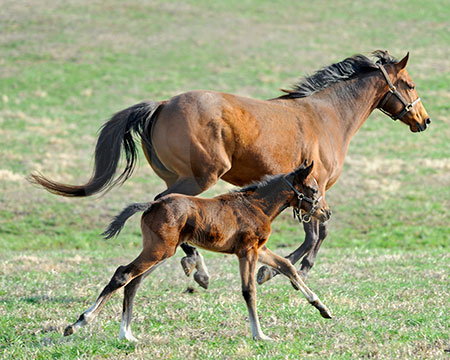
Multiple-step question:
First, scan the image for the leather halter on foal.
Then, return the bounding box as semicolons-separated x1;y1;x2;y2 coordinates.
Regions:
377;64;421;121
283;177;322;224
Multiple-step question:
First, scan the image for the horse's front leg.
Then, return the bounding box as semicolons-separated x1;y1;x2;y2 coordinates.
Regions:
298;221;328;279
257;220;319;285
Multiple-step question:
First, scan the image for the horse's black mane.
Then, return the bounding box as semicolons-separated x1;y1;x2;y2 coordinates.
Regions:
279;50;398;99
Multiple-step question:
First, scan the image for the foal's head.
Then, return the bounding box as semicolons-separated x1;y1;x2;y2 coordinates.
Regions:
285;161;331;223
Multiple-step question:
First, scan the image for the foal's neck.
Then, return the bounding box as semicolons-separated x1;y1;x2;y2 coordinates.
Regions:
249;181;292;221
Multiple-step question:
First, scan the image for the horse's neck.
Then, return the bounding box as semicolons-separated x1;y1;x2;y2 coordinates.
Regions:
311;74;387;148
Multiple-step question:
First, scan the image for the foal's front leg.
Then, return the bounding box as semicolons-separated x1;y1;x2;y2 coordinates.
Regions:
257;220;319;285
258;246;332;319
238;249;272;341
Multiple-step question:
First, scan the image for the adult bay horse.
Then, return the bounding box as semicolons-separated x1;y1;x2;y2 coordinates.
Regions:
31;50;431;288
64;163;331;341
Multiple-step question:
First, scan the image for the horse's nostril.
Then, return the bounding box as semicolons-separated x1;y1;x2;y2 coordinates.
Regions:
425;118;431;125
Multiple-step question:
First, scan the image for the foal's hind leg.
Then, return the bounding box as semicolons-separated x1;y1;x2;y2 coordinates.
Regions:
119;260;167;342
155;174;227;289
258;246;332;319
257;221;318;285
64;251;166;337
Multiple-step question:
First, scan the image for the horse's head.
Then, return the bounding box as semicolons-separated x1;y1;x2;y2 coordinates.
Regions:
377;52;431;132
286;161;331;223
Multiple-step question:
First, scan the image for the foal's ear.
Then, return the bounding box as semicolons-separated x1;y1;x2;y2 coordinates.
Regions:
396;52;409;70
295;160;314;178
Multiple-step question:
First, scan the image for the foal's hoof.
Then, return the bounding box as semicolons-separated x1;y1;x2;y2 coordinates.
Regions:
63;325;74;337
253;334;274;341
119;332;138;342
181;256;196;277
312;300;333;319
257;266;274;285
194;271;209;289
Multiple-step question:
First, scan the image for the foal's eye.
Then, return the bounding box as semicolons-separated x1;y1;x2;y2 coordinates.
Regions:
408;84;415;90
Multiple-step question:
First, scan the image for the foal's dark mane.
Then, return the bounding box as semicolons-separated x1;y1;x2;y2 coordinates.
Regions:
279;50;398;99
235;173;285;194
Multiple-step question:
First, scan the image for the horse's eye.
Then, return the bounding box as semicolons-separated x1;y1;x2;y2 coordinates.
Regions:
408;84;415;90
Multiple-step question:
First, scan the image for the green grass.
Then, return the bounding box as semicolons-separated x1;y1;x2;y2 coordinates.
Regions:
1;0;449;358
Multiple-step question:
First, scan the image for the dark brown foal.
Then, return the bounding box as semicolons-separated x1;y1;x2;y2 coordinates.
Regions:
64;162;332;341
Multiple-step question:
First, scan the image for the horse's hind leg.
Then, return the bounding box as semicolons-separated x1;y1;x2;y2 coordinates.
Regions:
64;251;167;337
119;260;167;342
258;246;332;319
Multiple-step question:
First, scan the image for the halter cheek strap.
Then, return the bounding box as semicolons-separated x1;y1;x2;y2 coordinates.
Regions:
283;177;322;224
377;64;421;121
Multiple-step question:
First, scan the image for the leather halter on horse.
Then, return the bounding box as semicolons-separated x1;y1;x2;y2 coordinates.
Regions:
377;64;421;121
283;177;322;223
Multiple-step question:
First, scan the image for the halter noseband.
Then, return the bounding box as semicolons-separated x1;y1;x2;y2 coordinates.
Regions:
377;64;421;121
283;177;322;224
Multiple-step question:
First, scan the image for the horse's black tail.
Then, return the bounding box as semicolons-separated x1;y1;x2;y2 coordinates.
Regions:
102;202;150;239
29;101;160;197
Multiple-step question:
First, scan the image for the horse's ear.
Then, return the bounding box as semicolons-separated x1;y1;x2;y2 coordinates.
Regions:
396;52;409;70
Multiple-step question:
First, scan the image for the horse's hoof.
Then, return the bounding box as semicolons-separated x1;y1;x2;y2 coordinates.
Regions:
181;256;196;277
257;266;273;285
63;325;74;337
194;271;209;289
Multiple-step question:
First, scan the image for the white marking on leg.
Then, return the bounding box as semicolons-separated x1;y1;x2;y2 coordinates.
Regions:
119;319;137;342
117;260;167;342
246;304;272;341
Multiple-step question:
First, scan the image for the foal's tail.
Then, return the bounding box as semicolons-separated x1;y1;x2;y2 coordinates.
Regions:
102;202;150;239
29;101;160;197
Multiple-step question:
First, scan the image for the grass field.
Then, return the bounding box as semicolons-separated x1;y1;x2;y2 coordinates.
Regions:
1;0;449;358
